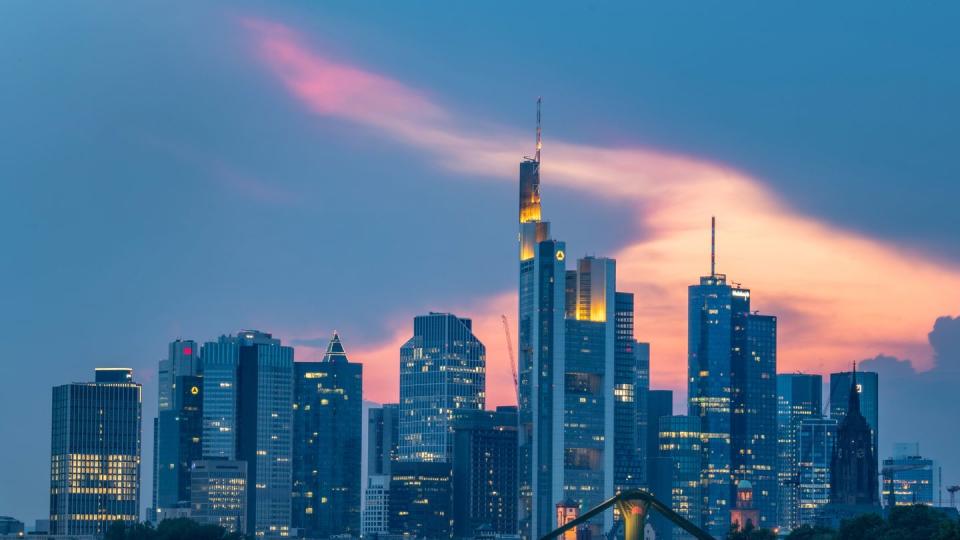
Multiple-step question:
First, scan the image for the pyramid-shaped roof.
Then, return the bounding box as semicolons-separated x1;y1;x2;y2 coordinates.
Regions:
322;331;349;363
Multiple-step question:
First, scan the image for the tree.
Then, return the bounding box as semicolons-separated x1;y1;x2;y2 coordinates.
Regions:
837;512;884;540
785;524;837;540
726;521;777;540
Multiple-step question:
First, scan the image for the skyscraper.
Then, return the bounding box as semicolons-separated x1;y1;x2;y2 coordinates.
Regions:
645;390;674;540
155;340;203;516
389;462;454;540
451;407;519;538
777;373;823;532
829;370;879;478
50;368;142;536
797;418;837;527
292;332;363;539
202;330;294;538
614;293;646;493
659;415;703;540
399;313;486;463
687;219;777;534
517;101;618;540
367;403;399;477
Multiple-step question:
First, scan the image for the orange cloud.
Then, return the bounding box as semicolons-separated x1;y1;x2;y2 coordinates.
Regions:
247;18;960;405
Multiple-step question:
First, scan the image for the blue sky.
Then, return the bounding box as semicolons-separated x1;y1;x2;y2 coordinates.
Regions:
1;1;958;522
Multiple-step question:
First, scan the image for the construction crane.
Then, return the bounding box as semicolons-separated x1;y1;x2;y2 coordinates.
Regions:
501;315;520;406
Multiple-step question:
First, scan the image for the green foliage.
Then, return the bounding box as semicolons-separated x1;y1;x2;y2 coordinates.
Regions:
103;519;246;540
725;521;777;540
785;524;837;540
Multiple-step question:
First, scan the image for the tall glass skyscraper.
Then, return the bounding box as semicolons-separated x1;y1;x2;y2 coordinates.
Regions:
202;330;294;538
50;368;142;536
155;339;202;515
292;332;363;538
516;106;619;539
688;222;778;534
399;313;485;463
614;293;647;493
797;418;837;526
776;373;823;532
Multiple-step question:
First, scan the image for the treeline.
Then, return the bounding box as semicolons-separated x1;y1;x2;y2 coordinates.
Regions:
105;518;247;540
725;505;960;540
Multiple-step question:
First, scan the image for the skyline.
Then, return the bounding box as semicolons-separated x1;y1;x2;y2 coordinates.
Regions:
2;1;959;526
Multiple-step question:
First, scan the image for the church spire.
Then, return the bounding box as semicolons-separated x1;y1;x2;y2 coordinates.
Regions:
848;361;861;415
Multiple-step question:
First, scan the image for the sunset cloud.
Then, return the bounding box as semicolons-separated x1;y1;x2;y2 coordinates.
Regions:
245;17;960;404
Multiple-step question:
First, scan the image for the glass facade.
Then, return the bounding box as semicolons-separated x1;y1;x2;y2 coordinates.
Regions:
203;330;294;538
614;293;646;494
292;333;363;538
50;369;142;536
399;313;485;463
776;374;823;532
659;415;702;540
190;460;247;534
155;339;203;515
797;418;837;526
389;462;453;540
881;444;935;507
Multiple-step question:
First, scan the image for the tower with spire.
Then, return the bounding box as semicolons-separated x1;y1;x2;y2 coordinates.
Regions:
829;363;880;507
292;332;363;538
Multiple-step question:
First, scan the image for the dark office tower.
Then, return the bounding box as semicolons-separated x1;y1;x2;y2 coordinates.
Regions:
645;389;674;538
191;460;248;534
829;365;879;508
776;374;823;532
50;368;142;536
399;313;485;463
389;462;453;540
156;339;203;517
292;332;363;538
452;407;519;538
517;104;617;539
202;330;294;538
368;404;400;477
688;219;777;535
731;313;778;529
614;293;645;493
829;370;879;474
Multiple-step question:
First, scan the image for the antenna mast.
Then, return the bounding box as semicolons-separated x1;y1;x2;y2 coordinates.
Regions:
711;216;716;276
535;96;542;163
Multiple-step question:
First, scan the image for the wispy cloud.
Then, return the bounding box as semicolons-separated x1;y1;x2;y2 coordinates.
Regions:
245;17;960;401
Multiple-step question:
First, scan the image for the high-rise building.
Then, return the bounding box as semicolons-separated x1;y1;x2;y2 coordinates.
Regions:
659;415;702;540
389;461;453;540
399;313;486;463
645;390;674;539
201;330;294;538
829;370;879;476
451;407;519;538
50;368;142;536
367;404;400;477
614;293;646;493
190;460;247;534
881;443;936;507
777;374;823;531
362;475;390;539
292;332;363;538
516;103;618;539
687;220;777;534
797;418;837;527
156;339;203;516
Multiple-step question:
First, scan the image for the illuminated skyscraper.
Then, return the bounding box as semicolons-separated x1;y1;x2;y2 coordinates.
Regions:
777;373;823;532
614;293;647;493
50;368;142;536
659;415;702;540
155;339;203;516
398;313;486;463
797;418;837;526
881;443;936;507
688;219;777;534
190;460;247;534
201;330;294;538
517;101;618;540
292;332;363;538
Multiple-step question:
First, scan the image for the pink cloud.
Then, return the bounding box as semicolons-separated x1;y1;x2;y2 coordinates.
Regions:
247;18;960;405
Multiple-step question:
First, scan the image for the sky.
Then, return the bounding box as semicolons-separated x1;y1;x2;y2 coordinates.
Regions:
1;1;959;522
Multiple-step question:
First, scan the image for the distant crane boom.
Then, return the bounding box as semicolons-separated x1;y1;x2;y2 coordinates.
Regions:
501;315;520;406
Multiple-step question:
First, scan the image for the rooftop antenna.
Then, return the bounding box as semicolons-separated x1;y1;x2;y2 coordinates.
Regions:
710;216;716;276
535;96;542;163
